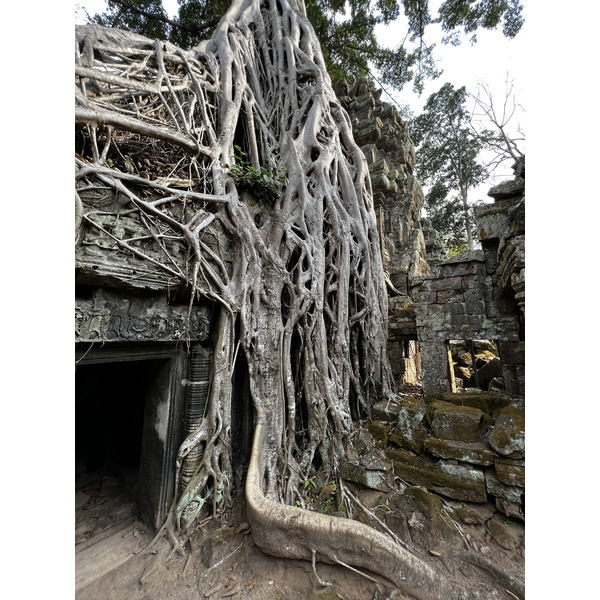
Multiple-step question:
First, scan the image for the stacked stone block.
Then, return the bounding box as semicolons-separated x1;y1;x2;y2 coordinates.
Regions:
351;393;526;520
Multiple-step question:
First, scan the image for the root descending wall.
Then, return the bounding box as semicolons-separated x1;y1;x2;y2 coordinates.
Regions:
334;78;429;384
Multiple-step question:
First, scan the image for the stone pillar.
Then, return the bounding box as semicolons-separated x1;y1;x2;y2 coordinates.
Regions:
420;340;453;395
138;350;187;530
497;340;525;397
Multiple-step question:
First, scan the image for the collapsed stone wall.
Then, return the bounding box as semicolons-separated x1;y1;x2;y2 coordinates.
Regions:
337;392;525;525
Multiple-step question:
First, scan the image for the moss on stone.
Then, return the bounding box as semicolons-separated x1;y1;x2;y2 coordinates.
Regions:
386;448;487;503
425;392;512;417
368;420;391;445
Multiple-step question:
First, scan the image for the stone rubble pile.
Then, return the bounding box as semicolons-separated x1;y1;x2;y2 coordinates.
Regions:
339;392;524;529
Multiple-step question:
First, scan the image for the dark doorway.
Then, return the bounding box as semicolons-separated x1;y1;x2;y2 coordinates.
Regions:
231;350;254;488
76;360;164;483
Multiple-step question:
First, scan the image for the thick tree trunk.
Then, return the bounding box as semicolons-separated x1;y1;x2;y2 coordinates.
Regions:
460;186;474;250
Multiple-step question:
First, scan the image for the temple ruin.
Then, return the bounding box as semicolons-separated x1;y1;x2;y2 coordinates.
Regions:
75;7;524;597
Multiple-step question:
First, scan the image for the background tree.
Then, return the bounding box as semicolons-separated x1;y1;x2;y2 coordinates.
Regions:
412;82;490;251
469;74;525;172
87;0;524;92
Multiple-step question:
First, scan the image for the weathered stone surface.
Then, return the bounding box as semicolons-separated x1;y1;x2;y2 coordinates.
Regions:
487;177;525;200
340;461;394;492
430;405;485;442
488;406;525;457
424;399;456;425
360;449;393;472
372;400;402;421
419;341;453;394
386;487;459;551
497;340;525;365
368;420;392;445
75;288;212;343
475;357;503;389
351;428;375;455
388;395;427;453
385;448;487;502
495;497;524;521
485;468;523;504
349;487;388;509
447;501;496;525
474;200;518;241
494;458;525;487
474;350;496;366
453;365;472;383
76;492;91;509
441;249;485;265
456;352;473;367
425;392;512;418
486;514;524;550
424;437;494;466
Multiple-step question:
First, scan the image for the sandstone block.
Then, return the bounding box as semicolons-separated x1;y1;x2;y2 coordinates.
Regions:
425;392;511;418
475;357;503;389
487;406;525;457
457;352;473;367
340;461;394;492
424;437;494;466
485;468;523;504
360;449;393;472
453;365;472;383
429;276;463;291
430;405;485;441
494;458;525;487
352;428;375;455
495;497;524;521
372;400;402;421
386;447;487;503
389;395;427;453
368;420;392;445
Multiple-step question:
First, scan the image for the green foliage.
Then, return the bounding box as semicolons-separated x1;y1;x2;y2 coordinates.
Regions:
86;0;523;94
412;83;491;249
91;0;229;47
300;477;337;514
304;475;317;491
92;0;171;39
226;146;288;205
446;240;469;258
438;0;525;44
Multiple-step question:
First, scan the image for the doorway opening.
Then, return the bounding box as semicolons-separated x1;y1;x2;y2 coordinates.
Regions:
75;359;167;544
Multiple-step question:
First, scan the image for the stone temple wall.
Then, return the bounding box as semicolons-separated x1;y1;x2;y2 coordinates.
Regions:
333;78;430;385
356;392;525;522
411;158;525;397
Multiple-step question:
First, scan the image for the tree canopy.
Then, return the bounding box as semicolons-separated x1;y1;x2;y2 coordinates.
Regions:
412;82;490;251
88;0;524;92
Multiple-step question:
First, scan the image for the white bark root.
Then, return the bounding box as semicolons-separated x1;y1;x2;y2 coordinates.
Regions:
247;423;514;599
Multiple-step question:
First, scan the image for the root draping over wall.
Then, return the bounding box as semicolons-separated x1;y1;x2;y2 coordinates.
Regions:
75;2;522;597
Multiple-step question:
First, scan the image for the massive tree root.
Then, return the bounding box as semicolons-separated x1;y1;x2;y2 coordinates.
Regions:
75;2;523;598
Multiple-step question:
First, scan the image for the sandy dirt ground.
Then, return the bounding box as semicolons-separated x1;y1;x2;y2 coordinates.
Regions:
75;486;524;600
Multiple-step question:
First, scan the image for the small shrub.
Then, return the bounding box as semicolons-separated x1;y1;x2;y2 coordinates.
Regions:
227;145;288;205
